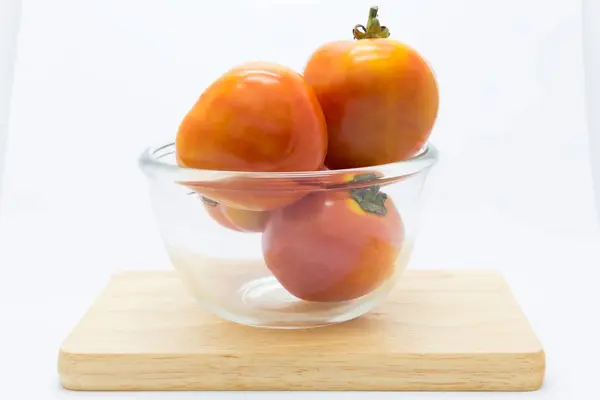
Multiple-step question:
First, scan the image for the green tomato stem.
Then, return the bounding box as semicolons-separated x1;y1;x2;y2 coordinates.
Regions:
349;174;388;216
353;6;390;40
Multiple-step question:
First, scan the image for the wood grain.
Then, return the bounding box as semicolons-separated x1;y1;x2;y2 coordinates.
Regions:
58;270;544;391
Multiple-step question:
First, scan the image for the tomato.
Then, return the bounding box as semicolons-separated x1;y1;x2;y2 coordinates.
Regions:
221;204;270;233
176;61;327;210
262;180;404;302
177;61;326;172
202;197;241;232
303;6;439;169
202;197;270;233
176;62;327;172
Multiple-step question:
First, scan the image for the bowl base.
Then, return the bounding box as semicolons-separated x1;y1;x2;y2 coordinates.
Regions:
169;250;399;329
204;276;390;329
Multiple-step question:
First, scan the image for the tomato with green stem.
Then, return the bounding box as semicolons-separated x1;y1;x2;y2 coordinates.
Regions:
304;6;439;169
262;174;404;302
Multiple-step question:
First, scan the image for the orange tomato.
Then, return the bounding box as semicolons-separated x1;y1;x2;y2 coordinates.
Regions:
262;183;404;302
202;197;241;232
222;205;270;233
202;197;270;233
304;6;439;169
176;61;327;210
176;61;327;172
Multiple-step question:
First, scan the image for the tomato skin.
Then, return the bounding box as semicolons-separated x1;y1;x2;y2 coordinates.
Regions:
176;61;327;173
202;197;270;233
202;198;242;232
222;205;270;233
304;39;439;169
262;189;404;302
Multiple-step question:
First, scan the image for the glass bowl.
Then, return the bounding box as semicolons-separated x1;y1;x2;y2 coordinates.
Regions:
139;142;438;329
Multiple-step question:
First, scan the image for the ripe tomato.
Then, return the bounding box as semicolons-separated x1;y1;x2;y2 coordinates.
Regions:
176;61;327;210
303;7;439;169
202;197;270;233
176;61;327;172
262;180;404;302
202;197;241;232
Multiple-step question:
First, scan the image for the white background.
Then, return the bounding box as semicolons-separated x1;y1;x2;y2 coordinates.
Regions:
1;0;600;398
0;0;22;201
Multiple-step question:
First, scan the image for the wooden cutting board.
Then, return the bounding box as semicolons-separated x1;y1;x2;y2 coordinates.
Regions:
58;270;544;391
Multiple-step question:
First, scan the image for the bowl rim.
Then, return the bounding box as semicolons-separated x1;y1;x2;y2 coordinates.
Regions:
138;142;439;184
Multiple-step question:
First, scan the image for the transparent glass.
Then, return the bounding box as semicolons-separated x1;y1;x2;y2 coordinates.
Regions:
139;142;438;329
